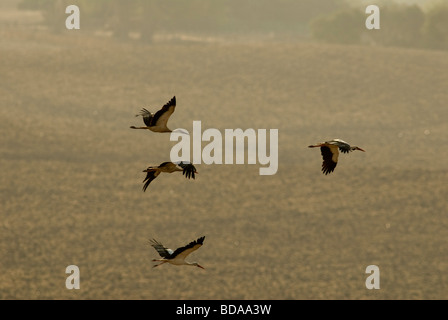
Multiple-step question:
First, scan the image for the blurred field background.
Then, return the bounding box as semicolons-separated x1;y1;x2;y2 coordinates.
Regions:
0;0;447;299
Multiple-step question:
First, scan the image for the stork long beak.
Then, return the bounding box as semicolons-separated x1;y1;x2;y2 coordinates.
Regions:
197;264;205;269
357;147;366;152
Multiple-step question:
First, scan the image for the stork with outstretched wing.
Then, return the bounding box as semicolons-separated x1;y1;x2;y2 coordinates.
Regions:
308;139;365;175
130;96;176;133
149;236;205;269
141;161;197;192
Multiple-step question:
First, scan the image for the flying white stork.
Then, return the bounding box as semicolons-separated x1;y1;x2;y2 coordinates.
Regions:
149;236;205;269
130;96;177;133
308;139;365;175
141;161;197;192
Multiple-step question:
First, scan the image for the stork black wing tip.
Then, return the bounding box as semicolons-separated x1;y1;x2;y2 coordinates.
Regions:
167;96;176;106
142;175;154;192
197;236;205;244
179;162;197;180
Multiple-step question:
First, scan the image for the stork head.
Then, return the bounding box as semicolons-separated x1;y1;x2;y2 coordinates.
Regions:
353;146;365;152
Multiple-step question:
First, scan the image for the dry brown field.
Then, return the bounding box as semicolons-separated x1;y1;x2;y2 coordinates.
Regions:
0;3;447;300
